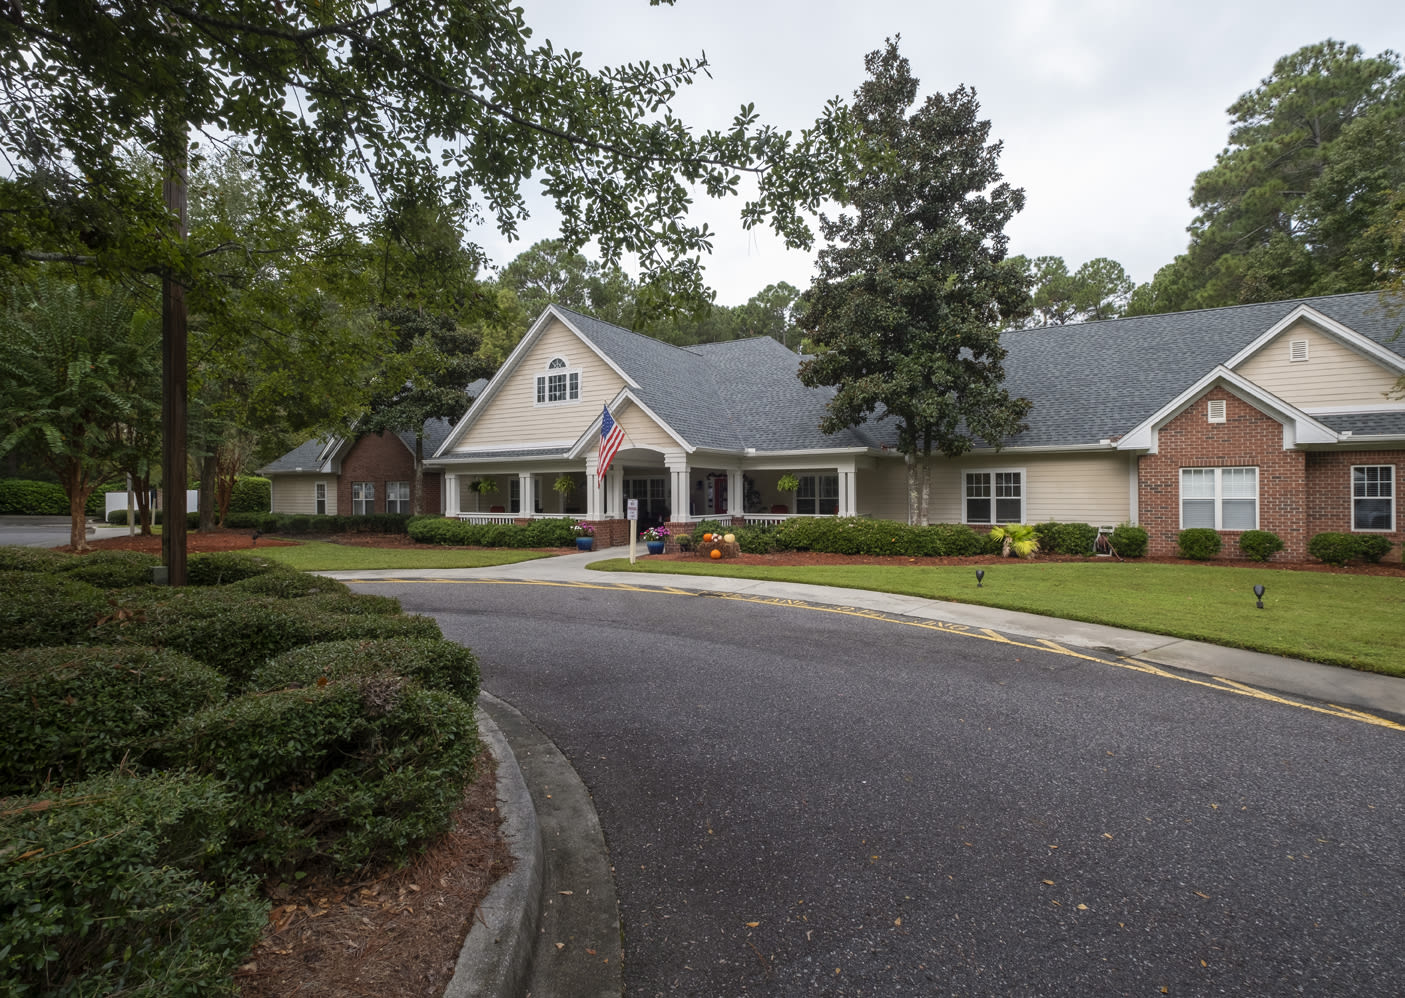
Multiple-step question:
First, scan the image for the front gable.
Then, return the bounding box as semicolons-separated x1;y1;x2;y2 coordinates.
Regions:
437;309;633;457
1118;366;1337;454
1227;306;1405;410
565;390;693;461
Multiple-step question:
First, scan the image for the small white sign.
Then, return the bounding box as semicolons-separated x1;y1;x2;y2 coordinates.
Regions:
627;499;639;520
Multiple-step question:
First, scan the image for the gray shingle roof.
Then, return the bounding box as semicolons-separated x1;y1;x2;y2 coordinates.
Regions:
1318;411;1405;437
998;291;1405;448
257;437;330;474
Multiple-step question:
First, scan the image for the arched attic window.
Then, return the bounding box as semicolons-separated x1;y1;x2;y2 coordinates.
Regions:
535;356;581;405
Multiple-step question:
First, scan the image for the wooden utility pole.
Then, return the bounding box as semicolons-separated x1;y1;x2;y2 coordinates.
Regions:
161;127;189;586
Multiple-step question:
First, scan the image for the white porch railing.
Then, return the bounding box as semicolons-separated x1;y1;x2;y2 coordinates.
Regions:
454;513;521;524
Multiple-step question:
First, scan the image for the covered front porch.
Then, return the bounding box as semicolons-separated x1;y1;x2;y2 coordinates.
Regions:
438;447;872;531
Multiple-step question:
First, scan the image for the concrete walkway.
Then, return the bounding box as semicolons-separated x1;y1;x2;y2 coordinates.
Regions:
330;544;1405;998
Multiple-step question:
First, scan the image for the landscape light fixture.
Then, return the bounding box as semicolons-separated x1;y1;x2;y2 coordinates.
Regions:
976;569;984;588
1253;583;1265;610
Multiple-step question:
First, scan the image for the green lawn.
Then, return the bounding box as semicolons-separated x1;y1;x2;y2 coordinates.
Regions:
252;540;554;572
591;558;1405;677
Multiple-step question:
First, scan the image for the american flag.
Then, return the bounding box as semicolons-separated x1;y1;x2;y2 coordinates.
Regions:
598;404;625;480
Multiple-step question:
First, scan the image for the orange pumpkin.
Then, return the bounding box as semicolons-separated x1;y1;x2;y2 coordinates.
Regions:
702;533;713;542
710;548;722;559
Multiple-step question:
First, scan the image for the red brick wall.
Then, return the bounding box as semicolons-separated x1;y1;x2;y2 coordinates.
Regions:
338;432;442;515
1138;387;1307;559
1305;450;1404;558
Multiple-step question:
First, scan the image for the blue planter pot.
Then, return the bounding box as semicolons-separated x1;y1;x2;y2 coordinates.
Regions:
646;540;665;555
575;536;594;551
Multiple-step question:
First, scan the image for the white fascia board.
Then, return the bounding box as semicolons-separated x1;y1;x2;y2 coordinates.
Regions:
1302;402;1405;415
1117;365;1338;452
736;447;878;459
964;442;1118;455
1223;304;1405;374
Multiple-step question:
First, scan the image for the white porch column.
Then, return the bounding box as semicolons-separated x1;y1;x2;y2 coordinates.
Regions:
667;461;689;522
838;468;857;517
445;473;460;517
585;456;601;519
607;467;623;519
726;468;742;517
517;473;535;517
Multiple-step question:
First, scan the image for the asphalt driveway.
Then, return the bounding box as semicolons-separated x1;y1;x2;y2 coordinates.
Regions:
364;578;1405;997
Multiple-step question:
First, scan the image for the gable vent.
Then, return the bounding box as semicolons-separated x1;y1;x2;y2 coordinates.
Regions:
1207;399;1227;423
1289;339;1309;362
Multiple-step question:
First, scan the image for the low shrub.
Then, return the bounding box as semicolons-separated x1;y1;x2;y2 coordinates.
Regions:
1307;531;1358;567
1032;521;1099;556
60;549;159;588
251;636;480;703
106;508;201;530
1356;534;1393;564
0;545;71;573
0;646;224;794
407;515;577;548
1109;524;1148;558
163;678;479;873
227;567;352;599
0;478;68;515
1238;529;1285;562
186;551;278;586
0;573;108;651
108;589;440;690
222;511;263;529
1177;527;1222;560
762;516;994;557
0;770;265;997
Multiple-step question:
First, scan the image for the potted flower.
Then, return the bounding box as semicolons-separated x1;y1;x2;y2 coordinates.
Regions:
573;520;595;551
552;474;576;496
640;524;670;555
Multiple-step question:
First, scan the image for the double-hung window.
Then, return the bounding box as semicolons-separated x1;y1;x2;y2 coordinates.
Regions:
351;481;375;516
1352;465;1394;531
1180;467;1257;530
315;481;327;516
386;481;410;514
964;470;1024;524
534;357;580;405
795;474;839;515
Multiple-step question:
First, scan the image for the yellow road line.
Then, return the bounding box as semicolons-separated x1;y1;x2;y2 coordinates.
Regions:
342;577;1405;733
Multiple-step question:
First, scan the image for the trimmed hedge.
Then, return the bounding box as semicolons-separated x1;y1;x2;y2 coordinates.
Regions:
0;770;265;997
163;678;478;873
0;478;68;515
0;646;224;794
187;551;279;586
688;517;997;557
1109;525;1148;558
250;636;481;703
1033;521;1100;556
1308;531;1394;566
60;549;159;589
0;545;71;573
0;572;109;651
224;511;413;534
226;567;352;599
407;515;577;548
106;509;201;530
1177;528;1222;560
106;589;439;690
1238;529;1285;562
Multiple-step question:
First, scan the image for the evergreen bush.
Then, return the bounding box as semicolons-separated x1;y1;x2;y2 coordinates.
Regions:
1109;524;1148;558
0;646;224;793
1355;535;1393;564
1177;527;1222;560
1308;532;1360;566
59;549;159;588
0;478;68;515
251;636;480;703
228;475;272;513
1237;529;1285;562
0;573;108;651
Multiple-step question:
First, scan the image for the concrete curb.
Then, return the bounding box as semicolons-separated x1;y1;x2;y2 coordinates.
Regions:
445;701;546;998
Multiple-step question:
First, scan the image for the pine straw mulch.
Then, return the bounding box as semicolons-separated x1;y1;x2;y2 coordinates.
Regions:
235;749;512;998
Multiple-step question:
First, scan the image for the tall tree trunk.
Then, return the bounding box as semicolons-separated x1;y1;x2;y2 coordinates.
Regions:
199;452;217;531
905;451;917;526
63;466;93;552
161;120;189;585
918;434;933;527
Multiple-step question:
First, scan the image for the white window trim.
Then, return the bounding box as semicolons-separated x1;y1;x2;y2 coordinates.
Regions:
1179;466;1258;531
963;468;1026;525
386;481;411;514
534;356;582;407
315;481;327;516
795;473;840;516
351;481;375;516
1351;464;1395;533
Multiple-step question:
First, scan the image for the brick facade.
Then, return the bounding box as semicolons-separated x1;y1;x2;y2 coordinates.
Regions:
338;432;442;516
1137;387;1309;559
1305;450;1403;553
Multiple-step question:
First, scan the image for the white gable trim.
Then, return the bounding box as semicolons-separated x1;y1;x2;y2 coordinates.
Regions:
1223;304;1405;375
433;306;641;459
566;388;695;458
1117;365;1338;454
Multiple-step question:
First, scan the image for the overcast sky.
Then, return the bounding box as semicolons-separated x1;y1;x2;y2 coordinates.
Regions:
475;0;1404;307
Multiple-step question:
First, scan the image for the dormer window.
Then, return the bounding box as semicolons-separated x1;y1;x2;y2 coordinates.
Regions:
535;357;581;405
